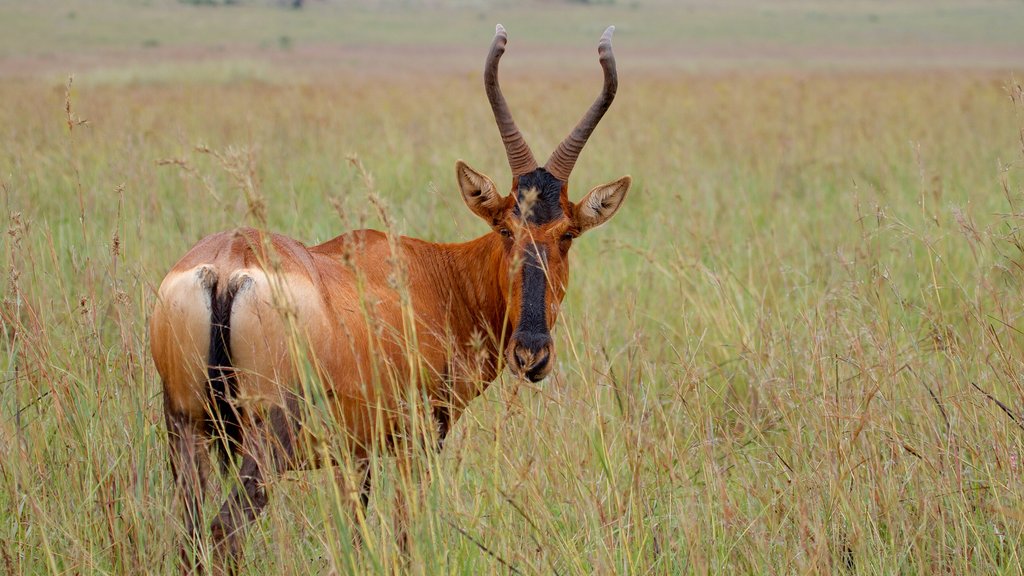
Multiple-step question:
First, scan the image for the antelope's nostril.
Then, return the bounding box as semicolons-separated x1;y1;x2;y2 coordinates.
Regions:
514;345;547;368
514;348;532;370
534;346;550;367
527;350;551;378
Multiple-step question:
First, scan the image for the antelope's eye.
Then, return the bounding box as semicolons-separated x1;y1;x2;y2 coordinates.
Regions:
498;228;513;238
560;233;575;242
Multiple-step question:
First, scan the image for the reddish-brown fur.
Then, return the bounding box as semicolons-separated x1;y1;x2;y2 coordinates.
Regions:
153;226;516;444
151;25;631;574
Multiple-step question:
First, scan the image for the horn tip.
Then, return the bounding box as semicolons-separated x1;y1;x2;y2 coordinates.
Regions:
599;26;616;59
599;25;615;53
490;23;508;53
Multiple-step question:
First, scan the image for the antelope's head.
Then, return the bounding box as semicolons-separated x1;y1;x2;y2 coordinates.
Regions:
457;25;632;383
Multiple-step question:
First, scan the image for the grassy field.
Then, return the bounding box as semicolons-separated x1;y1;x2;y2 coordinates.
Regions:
4;0;1024;574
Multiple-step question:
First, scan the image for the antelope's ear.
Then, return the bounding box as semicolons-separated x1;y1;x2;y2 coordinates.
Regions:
456;160;505;222
573;176;631;234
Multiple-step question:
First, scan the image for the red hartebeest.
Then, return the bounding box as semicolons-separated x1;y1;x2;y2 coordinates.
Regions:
151;25;631;573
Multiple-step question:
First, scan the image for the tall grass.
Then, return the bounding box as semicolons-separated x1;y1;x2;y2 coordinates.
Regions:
2;65;1024;574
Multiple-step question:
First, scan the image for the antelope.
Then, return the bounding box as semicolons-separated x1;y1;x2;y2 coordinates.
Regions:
151;24;631;573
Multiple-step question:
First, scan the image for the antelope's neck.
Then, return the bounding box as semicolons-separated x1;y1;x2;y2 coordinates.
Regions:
428;233;510;356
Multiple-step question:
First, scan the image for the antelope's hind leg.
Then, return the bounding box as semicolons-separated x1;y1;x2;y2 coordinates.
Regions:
153;265;222;571
165;401;213;573
210;396;300;575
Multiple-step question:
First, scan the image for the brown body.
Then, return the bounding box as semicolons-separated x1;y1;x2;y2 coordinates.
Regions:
152;227;515;453
153;25;631;574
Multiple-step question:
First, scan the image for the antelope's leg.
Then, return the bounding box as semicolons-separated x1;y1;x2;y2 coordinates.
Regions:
432;403;451;453
332;459;372;544
210;397;299;575
344;459;372;513
393;450;414;554
435;364;491;453
392;436;432;554
165;401;212;574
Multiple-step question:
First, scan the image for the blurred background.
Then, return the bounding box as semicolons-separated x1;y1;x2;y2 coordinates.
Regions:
4;0;1024;80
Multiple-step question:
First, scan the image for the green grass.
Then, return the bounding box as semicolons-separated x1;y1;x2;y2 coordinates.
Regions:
3;1;1024;574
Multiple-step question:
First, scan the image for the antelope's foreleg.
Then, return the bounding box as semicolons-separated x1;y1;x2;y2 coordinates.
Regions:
392;439;434;555
331;458;372;545
432;403;451;453
210;396;300;575
165;403;212;574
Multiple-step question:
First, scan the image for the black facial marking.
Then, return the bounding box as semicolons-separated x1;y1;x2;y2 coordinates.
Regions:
516;244;550;343
513;168;564;225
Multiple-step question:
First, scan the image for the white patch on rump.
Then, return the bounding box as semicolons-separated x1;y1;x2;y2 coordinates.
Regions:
151;265;216;417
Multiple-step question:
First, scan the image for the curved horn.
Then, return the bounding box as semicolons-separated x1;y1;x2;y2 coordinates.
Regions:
485;24;538;176
545;26;618;183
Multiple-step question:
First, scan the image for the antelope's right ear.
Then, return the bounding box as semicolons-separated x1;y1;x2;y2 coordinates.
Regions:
456;160;505;222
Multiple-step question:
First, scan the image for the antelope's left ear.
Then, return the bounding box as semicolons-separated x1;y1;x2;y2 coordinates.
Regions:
456;160;505;222
573;176;632;234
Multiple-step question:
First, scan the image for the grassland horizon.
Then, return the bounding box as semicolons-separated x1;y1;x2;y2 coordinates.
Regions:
3;1;1024;574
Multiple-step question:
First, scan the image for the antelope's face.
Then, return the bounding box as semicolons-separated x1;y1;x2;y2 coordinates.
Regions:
457;23;630;382
457;163;631;382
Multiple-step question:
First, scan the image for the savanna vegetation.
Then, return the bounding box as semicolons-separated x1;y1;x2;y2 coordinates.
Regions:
3;1;1024;574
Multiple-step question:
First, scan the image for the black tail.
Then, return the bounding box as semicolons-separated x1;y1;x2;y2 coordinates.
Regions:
206;276;247;470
